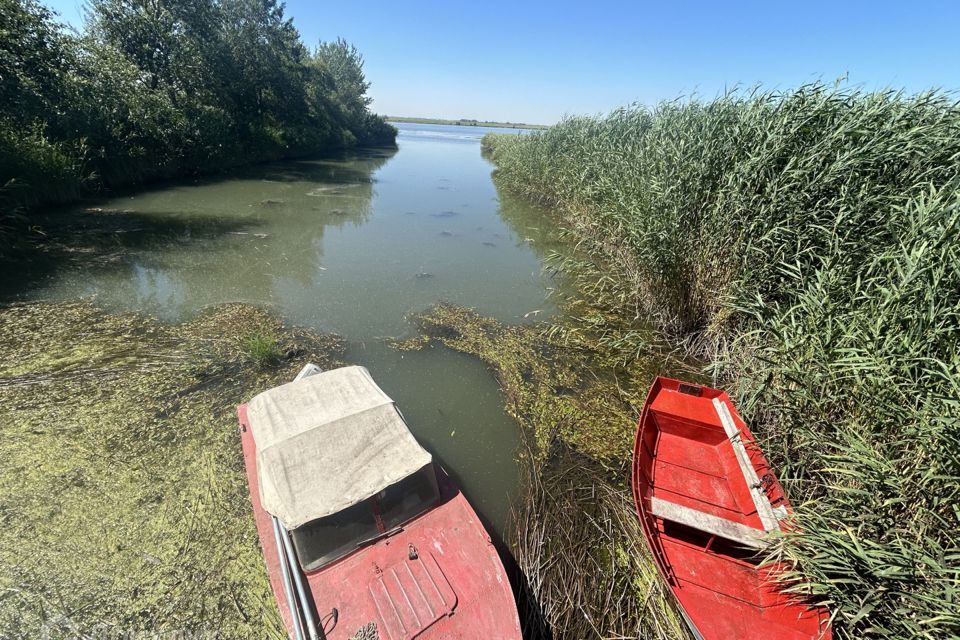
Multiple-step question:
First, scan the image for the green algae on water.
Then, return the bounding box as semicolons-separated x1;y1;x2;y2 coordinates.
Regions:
393;302;694;466
0;302;344;639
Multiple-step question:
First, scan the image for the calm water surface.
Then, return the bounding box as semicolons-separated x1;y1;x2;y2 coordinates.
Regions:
10;122;557;534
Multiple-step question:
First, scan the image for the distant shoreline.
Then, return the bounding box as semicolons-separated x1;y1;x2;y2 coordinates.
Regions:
387;116;549;130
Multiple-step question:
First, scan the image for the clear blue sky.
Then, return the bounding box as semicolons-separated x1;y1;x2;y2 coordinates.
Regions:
42;0;960;125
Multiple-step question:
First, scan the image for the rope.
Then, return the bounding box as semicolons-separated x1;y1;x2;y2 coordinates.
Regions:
350;622;378;640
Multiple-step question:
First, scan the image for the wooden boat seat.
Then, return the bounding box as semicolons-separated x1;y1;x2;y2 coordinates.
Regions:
651;497;766;549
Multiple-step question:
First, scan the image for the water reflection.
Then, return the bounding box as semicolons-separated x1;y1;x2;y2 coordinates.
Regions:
5;149;393;320
3;125;559;538
10;133;555;340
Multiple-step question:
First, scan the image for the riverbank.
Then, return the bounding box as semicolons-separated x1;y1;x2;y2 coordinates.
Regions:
0;301;345;638
1;1;395;257
388;116;548;129
483;84;960;638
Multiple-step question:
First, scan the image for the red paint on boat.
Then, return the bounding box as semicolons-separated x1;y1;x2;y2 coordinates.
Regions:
238;404;522;640
631;377;832;640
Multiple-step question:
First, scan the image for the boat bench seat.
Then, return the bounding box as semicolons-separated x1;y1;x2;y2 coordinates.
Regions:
651;497;767;549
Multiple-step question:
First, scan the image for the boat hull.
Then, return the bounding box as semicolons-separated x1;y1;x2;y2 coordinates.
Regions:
238;403;522;640
631;378;831;640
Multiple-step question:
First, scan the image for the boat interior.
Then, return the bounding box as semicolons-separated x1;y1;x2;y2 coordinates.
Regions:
634;380;829;639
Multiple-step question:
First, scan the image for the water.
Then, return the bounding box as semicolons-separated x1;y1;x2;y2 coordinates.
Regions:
6;122;555;534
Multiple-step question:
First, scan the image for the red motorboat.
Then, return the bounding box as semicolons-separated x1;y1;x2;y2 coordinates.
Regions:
238;364;522;640
632;377;832;640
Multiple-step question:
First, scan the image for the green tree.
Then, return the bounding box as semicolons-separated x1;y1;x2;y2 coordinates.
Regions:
313;38;370;118
1;0;395;255
312;38;395;145
0;0;72;122
87;0;220;101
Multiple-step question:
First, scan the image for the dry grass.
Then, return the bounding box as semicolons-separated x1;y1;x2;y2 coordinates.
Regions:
512;441;690;640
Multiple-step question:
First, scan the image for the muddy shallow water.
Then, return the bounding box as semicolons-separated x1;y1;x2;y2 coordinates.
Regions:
5;122;557;534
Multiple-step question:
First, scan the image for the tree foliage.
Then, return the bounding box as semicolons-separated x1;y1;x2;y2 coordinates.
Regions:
0;0;396;251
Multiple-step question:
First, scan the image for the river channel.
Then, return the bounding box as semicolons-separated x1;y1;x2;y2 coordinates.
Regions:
5;122;560;535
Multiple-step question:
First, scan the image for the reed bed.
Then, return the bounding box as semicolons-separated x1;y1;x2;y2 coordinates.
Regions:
512;441;690;640
485;85;960;638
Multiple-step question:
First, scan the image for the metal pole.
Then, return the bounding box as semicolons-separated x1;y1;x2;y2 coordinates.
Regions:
272;516;306;640
283;362;323;640
279;526;321;640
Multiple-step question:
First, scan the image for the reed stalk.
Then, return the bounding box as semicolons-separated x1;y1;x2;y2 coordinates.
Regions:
486;83;960;638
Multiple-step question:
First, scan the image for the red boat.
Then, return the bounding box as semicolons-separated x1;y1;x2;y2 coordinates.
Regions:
238;364;522;640
632;377;832;640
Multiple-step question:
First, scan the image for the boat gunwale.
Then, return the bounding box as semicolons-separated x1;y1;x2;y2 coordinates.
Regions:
631;376;832;640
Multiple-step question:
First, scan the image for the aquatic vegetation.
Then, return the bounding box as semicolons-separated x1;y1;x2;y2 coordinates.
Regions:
394;302;696;637
486;84;960;638
397;304;639;464
238;330;283;369
480;133;515;155
0;302;345;638
396;301;699;464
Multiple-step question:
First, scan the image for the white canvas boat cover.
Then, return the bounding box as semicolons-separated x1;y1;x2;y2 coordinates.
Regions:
246;365;432;529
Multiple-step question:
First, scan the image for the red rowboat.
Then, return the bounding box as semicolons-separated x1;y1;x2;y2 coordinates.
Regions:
238;364;522;640
632;377;831;640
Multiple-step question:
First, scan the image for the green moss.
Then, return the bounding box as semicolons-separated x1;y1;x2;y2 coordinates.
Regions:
0;302;345;638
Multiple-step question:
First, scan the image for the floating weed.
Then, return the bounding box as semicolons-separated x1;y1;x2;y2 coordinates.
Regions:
0;302;345;638
393;303;697;638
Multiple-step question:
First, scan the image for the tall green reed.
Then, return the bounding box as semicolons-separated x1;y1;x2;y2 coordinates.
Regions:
486;84;960;638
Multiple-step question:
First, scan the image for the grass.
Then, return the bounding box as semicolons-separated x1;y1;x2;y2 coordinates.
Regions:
239;330;283;368
484;84;960;638
0;302;344;639
513;440;689;640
